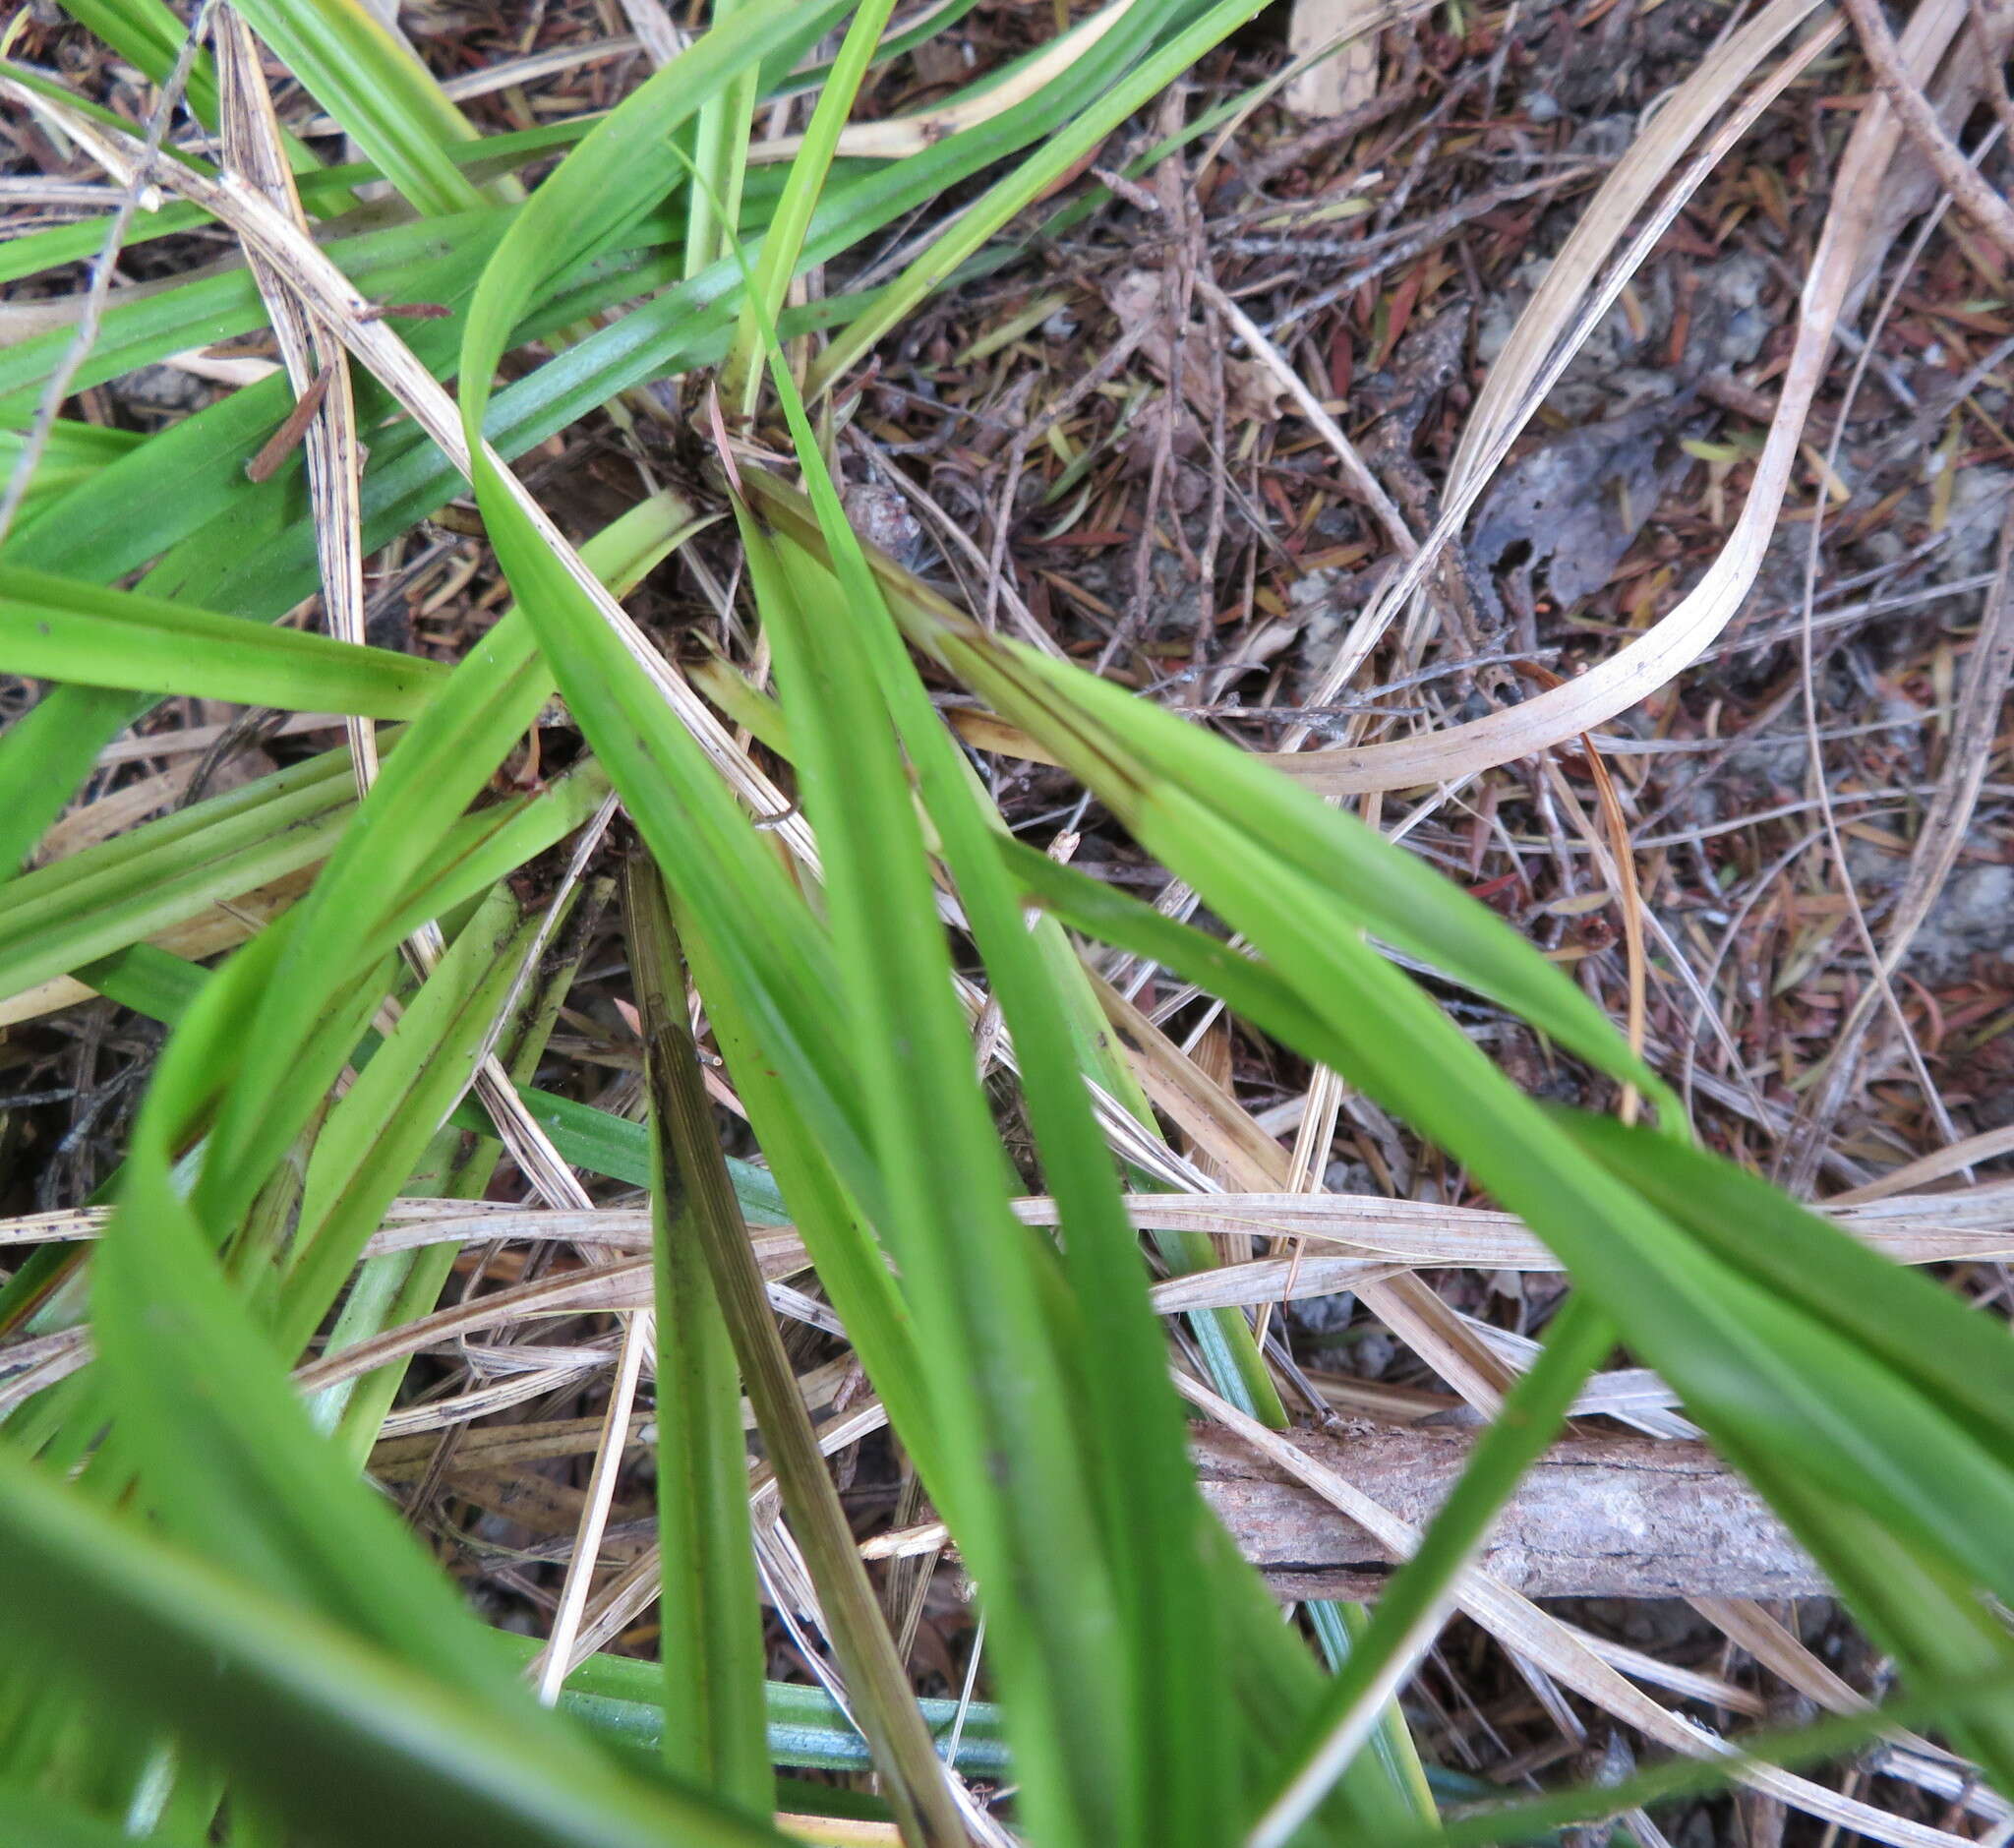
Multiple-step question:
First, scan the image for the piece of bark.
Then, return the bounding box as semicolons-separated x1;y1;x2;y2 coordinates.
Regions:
1194;1423;1825;1601
1285;0;1383;119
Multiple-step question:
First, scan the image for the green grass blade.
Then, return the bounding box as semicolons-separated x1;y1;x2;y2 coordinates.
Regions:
42;933;789;1217
627;867;965;1848
0;566;449;716
491;1634;1013;1776
457;0;821;434
273;885;542;1355
326;884;591;1451
0;749;356;1003
1553;1110;2014;1460
740;477;1685;1131
52;0;225;126
735;472;2014;1808
725;0;899;411
0;209;506;426
625;860;771;1816
0;1447;785;1848
3;0;1205;873
1390;1666;2014;1848
1732;1464;2014;1791
681;0;764;281
94;982;554;1697
0;422;142;508
0;1782;205;1848
757;453;1233;1845
736;504;1140;1848
185;489;690;1235
223;0;487;215
681;913;943;1486
807;0;1271;393
766;0;982;98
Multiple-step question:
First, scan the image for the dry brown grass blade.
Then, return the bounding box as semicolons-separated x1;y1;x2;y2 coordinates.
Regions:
1193;274;1412;558
1835;1124;2014;1205
1096;969;1519;1409
19;1185;2014;1272
1261;1;1849;794
1687;1597;1996;1818
214;9;373;783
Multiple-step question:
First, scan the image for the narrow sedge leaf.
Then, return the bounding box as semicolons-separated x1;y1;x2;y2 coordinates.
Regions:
1729;1462;2014;1796
0;748;357;1004
0;1783;205;1848
486;1632;1013;1776
965;639;1687;1130
1151;794;2014;1580
45;931;789;1218
737;472;1684;1129
273;886;543;1356
625;868;967;1848
194;492;694;1236
761;507;1230;1846
95;979;549;1700
725;0;900;411
747;203;1394;1842
0;565;450;717
625;860;771;1817
0;210;506;427
223;0;489;215
1387;1665;2014;1848
457;0;825;430
681;0;764;282
738;502;1138;1848
0;1446;786;1848
1552;1110;2014;1462
326;887;592;1451
0;422;142;509
681;909;943;1485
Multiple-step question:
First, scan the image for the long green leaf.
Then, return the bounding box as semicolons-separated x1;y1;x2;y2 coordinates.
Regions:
0;1783;205;1848
1557;1111;2014;1460
0;566;449;716
0;747;356;1004
629;865;965;1848
223;0;489;215
1;0;1200;875
625;860;771;1816
273;885;542;1354
457;0;823;424
737;501;1142;1848
0;1445;785;1848
326;881;593;1452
